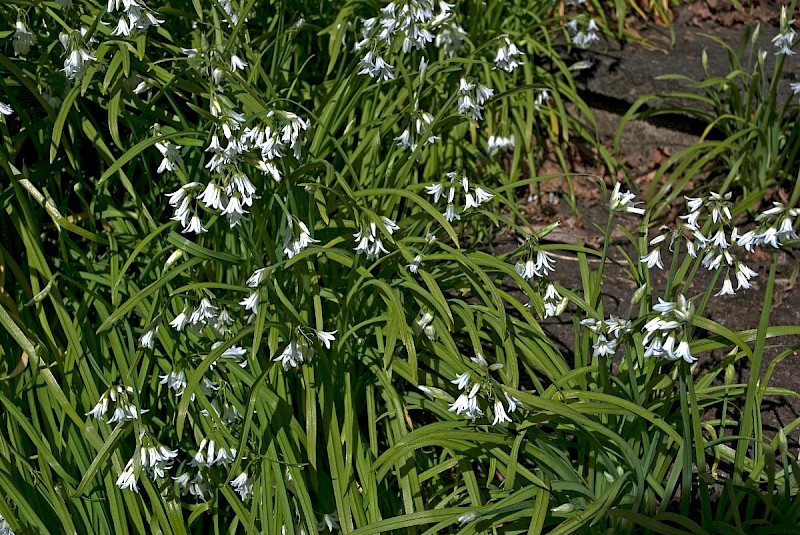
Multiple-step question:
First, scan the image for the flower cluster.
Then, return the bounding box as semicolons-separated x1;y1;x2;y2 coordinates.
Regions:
515;246;555;281
230;472;254;501
163;102;309;232
190;437;237;468
155;138;182;174
273;329;335;371
642;192;769;297
415;311;437;340
274;340;310;371
355;0;459;81
169;297;233;335
514;238;566;318
59;28;97;81
447;354;519;424
487;134;515;157
565;16;600;49
354;216;399;260
642;295;695;363
116;439;179;493
773;6;796;56
493;37;525;72
283;215;319;259
396;105;438;151
609;182;645;215
87;385;148;423
745;202;799;249
457;78;494;121
157;39;308;232
581;316;632;358
425;171;494;222
108;0;163;37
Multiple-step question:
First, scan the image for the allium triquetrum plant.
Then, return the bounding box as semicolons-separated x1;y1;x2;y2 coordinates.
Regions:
1;0;800;533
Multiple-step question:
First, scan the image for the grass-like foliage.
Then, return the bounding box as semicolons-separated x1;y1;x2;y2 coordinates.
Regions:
1;0;799;533
616;2;800;217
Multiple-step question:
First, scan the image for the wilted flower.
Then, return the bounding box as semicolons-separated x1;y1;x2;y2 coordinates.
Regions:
13;21;36;57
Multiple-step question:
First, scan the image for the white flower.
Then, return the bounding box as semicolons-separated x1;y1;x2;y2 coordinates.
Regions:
116;459;138;492
358;50;395;81
159;371;187;395
504;392;519;413
274;341;309;370
190;298;218;325
774;6;796;55
199;182;225;211
169;307;190;331
230;472;253;501
675;340;694;363
715;277;735;297
487;135;515;156
183;215;207;234
139;444;178;478
284;219;319;259
107;402;146;423
407;254;421;273
246;267;269;288
474;187;494;205
86;392;109;419
542;283;566;318
451;372;471;391
734;262;757;290
457;511;479;525
63;47;97;80
0;102;12;116
609;182;645;215
353;218;397;260
221;196;248;227
641;249;663;270
592;334;617;357
457;78;492;121
0;512;13;535
221;344;248;367
534;250;555;276
492;400;512;425
316;330;337;349
318;513;340;533
155;141;182;173
475;84;494;104
174;470;208;502
444;203;460;222
231;55;248;72
239;292;259;313
140;324;158;348
493;38;524;72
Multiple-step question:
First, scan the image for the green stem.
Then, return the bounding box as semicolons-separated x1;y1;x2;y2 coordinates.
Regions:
734;252;777;484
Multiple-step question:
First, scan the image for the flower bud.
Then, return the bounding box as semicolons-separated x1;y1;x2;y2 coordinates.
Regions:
424;324;436;341
418;386;454;403
164;249;184;269
551;503;575;514
457;511;479;525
